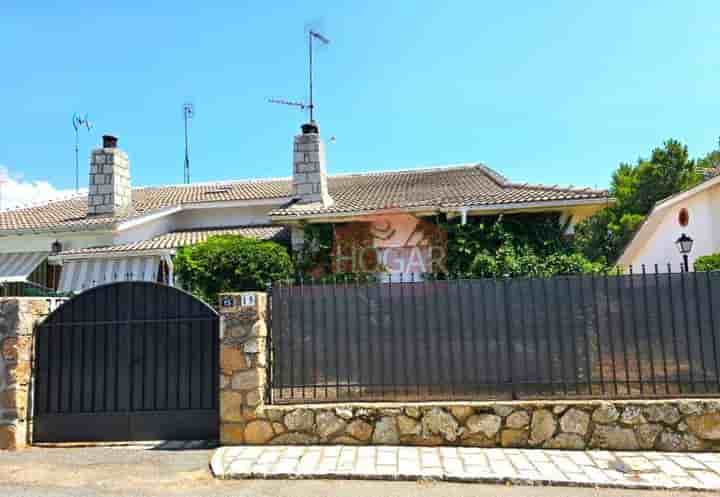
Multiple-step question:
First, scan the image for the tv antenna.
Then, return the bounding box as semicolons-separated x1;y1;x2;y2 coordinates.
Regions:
269;29;330;122
72;113;93;192
182;102;194;184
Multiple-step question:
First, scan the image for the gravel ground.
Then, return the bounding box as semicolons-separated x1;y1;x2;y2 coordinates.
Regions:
0;445;717;497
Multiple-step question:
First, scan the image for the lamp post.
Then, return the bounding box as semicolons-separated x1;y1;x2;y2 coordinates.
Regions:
675;233;694;272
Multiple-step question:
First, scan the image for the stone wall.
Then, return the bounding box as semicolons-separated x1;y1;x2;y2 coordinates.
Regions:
0;298;60;449
219;292;720;451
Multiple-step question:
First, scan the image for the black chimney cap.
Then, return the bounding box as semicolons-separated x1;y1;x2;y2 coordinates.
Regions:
301;122;319;134
102;135;118;148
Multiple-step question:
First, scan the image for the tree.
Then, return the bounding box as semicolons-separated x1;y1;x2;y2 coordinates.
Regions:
174;235;294;305
575;139;703;263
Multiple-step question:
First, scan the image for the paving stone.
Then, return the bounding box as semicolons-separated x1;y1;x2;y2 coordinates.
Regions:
213;445;720;490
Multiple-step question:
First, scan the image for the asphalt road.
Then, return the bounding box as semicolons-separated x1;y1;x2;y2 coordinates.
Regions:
0;446;716;497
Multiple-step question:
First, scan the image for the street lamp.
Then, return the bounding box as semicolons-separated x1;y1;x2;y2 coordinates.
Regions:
675;233;694;272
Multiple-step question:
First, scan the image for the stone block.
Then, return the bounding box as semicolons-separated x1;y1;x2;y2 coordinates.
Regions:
466;414;501;438
0;423;25;450
284;409;315;432
220;423;245;444
346;419;373;441
372;417;399;444
506;410;530;429
219;391;245;422
590;425;639;450
231;369;259;391
500;428;528;448
686;412;720;440
220;346;247;374
530;409;556;444
244;420;274;444
560;408;590;435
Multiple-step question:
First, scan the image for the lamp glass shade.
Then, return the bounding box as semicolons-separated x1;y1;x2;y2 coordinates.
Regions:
675;234;694;255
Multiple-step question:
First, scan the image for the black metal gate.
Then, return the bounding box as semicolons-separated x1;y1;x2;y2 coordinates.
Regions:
33;281;219;442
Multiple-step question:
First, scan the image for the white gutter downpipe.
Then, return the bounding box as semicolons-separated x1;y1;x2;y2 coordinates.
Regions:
459;208;469;226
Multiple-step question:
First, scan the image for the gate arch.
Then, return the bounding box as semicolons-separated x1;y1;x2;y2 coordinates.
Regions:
34;281;219;442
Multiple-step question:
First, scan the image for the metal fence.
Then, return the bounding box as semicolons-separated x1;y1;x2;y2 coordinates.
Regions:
268;266;720;404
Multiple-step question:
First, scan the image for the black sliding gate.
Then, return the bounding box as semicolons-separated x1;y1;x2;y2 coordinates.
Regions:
33;281;219;443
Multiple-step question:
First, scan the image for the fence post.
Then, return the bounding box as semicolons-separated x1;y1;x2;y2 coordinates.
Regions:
217;292;269;445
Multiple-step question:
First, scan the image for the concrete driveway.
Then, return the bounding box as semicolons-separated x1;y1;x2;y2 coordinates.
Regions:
0;445;717;497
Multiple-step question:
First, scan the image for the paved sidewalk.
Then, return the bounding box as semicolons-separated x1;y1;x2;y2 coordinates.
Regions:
212;445;720;491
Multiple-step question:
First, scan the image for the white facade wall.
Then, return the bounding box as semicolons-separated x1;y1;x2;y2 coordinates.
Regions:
623;183;720;269
0;204;279;255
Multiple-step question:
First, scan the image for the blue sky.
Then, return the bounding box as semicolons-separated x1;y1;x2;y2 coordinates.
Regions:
1;1;719;205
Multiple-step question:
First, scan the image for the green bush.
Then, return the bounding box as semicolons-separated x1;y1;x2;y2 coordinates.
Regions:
174;235;294;305
694;253;720;272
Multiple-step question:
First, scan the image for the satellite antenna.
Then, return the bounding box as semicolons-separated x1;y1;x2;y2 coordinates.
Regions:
182;102;194;184
72;113;93;192
269;29;330;122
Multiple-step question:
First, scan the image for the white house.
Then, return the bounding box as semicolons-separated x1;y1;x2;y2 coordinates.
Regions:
618;174;720;270
0;122;611;294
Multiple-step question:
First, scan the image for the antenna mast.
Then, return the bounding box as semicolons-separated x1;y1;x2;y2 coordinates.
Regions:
72;113;93;192
269;29;329;121
183;102;194;184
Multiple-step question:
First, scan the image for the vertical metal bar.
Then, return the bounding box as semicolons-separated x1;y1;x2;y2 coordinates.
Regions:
654;265;670;394
679;264;694;392
377;276;385;400
400;273;409;398
289;281;295;401
310;277;318;399
367;274;375;399
541;276;555;396
530;278;542;397
388;275;397;398
354;274;363;401
603;271;618;395
434;277;445;399
642;265;658;394
552;276;568;396
266;284;274;404
628;266;644;394
706;271;720;391
411;273;422;397
480;279;492;397
299;277;305;400
502;277;516;400
344;276;352;400
468;278;480;396
327;276;334;400
590;273;605;395
667;264;682;394
565;275;580;395
446;277;457;399
693;268;709;393
578;275;593;395
616;268;631;395
518;278;529;399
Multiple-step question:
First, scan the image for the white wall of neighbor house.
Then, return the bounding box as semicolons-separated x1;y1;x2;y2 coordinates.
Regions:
623;184;720;269
0;231;114;254
171;205;275;230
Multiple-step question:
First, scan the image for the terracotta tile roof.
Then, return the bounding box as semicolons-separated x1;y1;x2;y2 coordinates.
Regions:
0;163;609;233
56;225;289;256
0;179;291;233
270;163;609;217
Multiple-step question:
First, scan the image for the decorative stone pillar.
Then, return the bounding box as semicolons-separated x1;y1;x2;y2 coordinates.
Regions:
0;298;60;450
218;292;272;445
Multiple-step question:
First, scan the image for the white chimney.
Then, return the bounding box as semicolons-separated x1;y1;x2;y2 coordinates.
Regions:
87;135;132;217
292;122;333;206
